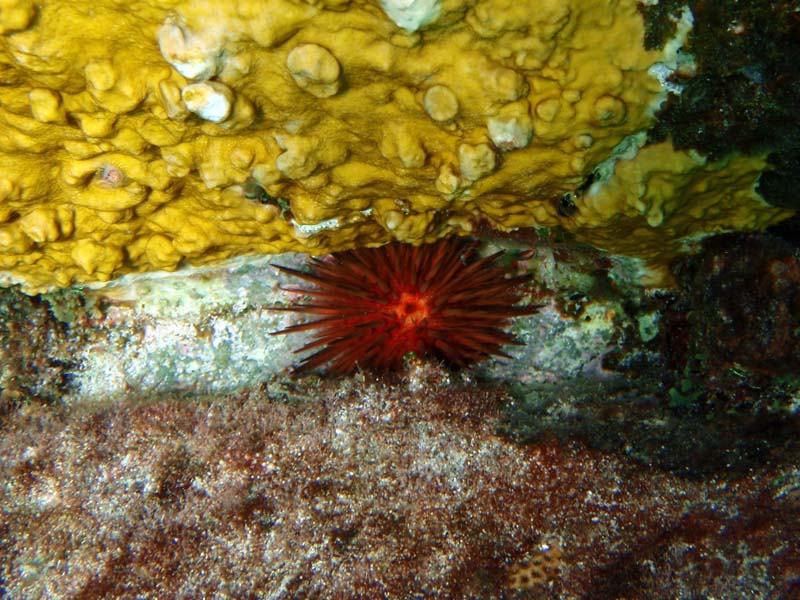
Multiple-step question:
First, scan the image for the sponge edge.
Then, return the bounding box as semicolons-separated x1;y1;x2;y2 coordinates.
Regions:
570;142;793;284
0;0;793;292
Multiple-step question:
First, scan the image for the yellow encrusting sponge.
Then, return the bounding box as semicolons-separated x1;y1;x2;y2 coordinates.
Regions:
0;0;792;290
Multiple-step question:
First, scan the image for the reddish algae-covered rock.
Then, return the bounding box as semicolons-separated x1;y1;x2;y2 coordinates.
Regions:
1;363;797;598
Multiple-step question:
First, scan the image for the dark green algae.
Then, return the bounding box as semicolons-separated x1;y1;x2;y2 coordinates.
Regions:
640;0;800;209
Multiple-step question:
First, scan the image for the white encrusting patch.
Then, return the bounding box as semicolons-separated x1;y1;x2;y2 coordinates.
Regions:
380;0;441;32
181;81;234;123
157;16;223;81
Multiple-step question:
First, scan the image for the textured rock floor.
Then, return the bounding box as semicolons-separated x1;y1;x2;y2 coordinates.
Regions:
1;364;798;599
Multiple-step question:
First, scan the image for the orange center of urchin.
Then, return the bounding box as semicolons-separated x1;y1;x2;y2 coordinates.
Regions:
391;291;431;330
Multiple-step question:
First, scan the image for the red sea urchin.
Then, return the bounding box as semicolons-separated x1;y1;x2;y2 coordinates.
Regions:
271;237;540;376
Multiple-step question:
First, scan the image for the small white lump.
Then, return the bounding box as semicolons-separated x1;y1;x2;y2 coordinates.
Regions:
158;16;222;81
380;0;441;33
181;81;234;123
286;44;342;98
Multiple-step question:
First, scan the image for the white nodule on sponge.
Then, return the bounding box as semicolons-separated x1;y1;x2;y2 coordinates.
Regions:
423;85;459;122
488;117;533;150
286;44;341;98
488;103;534;151
157;16;222;81
380;0;440;32
181;81;234;123
458;143;496;182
